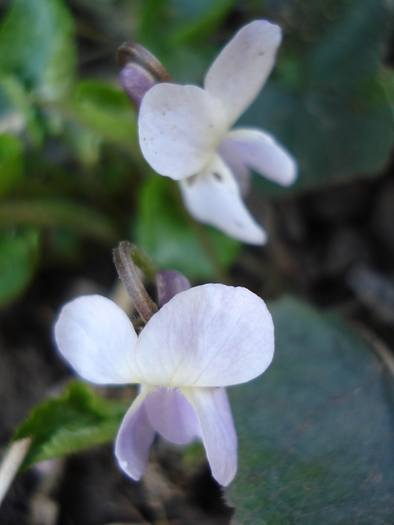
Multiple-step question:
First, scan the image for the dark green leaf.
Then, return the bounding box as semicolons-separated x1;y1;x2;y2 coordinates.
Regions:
229;297;394;524
0;0;77;100
0;133;24;196
13;381;129;468
0;229;39;306
0;198;118;245
239;0;394;193
133;176;240;279
243;79;393;194
307;0;392;90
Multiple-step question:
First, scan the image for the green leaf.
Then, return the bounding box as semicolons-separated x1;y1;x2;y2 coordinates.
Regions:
0;0;77;100
0;198;118;245
133;176;240;279
0;229;39;306
240;0;394;193
69;80;137;145
243;80;393;194
0;74;44;144
229;297;394;523
0;133;24;196
307;0;392;90
13;381;129;468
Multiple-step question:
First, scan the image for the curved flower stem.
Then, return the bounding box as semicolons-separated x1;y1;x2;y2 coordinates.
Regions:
113;241;158;323
127;243;158;283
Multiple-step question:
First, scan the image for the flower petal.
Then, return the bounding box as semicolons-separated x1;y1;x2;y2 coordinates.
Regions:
134;283;274;387
223;128;297;186
115;389;156;480
54;295;138;385
217;141;251;197
144;387;201;444
182;387;237;486
204;20;282;126
138;83;227;180
179;154;267;244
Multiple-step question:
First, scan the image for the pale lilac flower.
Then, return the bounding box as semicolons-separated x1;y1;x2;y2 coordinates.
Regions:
138;20;297;244
54;284;274;486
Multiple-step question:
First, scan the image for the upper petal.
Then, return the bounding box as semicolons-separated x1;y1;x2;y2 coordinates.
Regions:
182;387;237;486
223;128;297;186
138;83;228;179
54;295;138;385
179;154;267;244
115;388;156;480
144;387;201;444
204;20;282;126
134;283;274;388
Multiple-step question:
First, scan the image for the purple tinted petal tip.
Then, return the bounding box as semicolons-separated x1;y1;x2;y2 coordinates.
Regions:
155;270;191;307
120;63;157;108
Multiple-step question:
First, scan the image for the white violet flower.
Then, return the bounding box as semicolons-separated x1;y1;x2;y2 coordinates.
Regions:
138;20;297;244
54;284;274;486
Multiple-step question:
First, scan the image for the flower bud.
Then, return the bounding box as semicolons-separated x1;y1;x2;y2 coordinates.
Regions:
155;270;191;308
117;42;172;108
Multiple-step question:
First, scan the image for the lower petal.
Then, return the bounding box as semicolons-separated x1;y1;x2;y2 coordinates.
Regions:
222;128;297;187
182;387;237;486
179;154;267;245
216;142;251;197
145;387;201;444
115;389;156;481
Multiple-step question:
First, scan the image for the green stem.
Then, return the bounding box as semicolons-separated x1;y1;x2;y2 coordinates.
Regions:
0;199;118;245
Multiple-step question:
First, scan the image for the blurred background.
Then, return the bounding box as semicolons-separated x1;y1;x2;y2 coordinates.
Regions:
0;0;394;523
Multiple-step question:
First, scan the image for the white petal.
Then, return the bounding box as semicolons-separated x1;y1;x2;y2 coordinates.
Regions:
183;387;237;486
115;389;156;480
179;154;267;244
134;283;274;387
224;128;297;186
138;83;228;180
204;20;282;126
54;295;138;385
144;387;201;444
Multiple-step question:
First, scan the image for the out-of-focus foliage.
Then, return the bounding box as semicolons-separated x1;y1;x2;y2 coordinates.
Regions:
134;176;240;279
230;297;394;523
0;134;24;195
0;0;393;304
0;229;39;306
13;381;129;469
69;80;137;145
0;0;77;101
